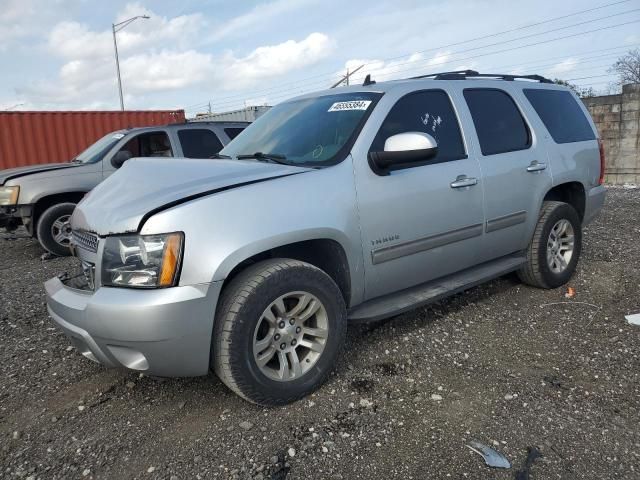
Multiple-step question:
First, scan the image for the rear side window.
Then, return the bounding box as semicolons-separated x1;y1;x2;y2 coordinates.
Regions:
463;89;531;155
523;89;596;144
224;127;245;140
371;90;466;162
178;129;223;158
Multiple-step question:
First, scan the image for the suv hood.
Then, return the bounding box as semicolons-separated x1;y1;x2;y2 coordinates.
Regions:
0;163;77;185
72;157;310;235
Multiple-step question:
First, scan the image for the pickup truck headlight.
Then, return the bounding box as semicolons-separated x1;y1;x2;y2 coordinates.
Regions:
101;232;184;288
0;186;19;206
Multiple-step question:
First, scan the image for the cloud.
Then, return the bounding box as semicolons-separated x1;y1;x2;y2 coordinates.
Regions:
207;0;317;42
0;0;78;48
18;27;334;108
220;33;334;89
545;58;578;76
341;51;453;84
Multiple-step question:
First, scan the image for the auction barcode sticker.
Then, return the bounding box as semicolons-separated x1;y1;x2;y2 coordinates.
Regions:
328;100;372;112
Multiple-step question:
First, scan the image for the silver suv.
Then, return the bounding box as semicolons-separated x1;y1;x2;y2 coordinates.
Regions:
45;71;606;406
0;121;247;255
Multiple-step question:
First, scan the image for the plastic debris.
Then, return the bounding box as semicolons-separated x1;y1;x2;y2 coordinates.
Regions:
466;440;511;469
625;313;640;326
515;446;542;480
564;287;576;298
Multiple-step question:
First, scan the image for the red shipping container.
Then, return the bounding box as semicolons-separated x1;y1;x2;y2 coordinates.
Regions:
0;110;186;170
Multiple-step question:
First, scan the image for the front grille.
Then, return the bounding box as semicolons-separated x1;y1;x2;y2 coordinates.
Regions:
72;230;99;253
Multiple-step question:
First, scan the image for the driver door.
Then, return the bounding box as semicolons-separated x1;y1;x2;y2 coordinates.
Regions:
353;89;486;300
102;131;174;178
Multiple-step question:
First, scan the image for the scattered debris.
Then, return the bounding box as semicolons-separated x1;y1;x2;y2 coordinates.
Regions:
466;440;511;469
625;313;640;326
269;451;290;480
430;394;443;401
239;421;254;431
359;398;373;408
40;252;57;261
515;446;542;480
564;287;576;298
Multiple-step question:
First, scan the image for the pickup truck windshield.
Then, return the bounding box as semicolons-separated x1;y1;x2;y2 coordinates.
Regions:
73;132;125;164
221;92;383;166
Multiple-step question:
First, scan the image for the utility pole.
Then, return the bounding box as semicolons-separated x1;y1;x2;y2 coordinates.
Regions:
330;64;364;88
112;15;150;110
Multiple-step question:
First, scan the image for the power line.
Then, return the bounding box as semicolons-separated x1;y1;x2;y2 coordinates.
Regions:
186;20;639;113
186;0;636;108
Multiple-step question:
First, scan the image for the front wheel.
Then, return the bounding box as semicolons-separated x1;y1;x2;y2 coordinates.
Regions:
518;201;582;289
36;203;76;256
212;259;347;406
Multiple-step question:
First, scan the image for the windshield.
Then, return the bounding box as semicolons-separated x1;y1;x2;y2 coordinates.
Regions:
73;132;126;164
221;92;383;166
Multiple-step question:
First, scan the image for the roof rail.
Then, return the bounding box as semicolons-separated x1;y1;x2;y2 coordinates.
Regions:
410;70;553;83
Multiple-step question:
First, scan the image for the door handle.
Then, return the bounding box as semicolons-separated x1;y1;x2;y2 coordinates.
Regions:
527;161;547;172
450;175;478;188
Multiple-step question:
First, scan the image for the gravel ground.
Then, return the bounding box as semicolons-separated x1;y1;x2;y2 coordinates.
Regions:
1;187;639;480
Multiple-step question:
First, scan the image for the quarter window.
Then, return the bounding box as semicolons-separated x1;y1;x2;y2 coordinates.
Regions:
463;89;531;155
224;127;245;140
178;129;224;158
371;90;466;163
523;89;596;144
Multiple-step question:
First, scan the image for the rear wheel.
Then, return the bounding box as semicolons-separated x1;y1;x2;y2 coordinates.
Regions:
212;259;346;406
518;201;582;289
36;203;76;256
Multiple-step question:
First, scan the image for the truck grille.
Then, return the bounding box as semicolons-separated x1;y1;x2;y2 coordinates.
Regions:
72;230;99;253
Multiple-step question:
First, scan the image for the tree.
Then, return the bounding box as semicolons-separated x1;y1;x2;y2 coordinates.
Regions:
609;49;640;84
552;78;595;98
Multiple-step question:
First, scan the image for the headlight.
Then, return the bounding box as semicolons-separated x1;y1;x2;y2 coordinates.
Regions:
101;232;184;288
0;186;19;206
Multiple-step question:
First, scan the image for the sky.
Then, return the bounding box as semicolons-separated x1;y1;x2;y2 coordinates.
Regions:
1;0;638;116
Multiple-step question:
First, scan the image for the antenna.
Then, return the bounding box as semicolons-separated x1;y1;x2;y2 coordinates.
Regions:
363;74;376;86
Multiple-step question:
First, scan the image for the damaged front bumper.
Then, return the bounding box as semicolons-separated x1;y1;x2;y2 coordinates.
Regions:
45;273;222;377
0;204;32;232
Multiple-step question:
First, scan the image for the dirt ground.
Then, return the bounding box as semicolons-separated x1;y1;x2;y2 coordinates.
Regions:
1;187;639;480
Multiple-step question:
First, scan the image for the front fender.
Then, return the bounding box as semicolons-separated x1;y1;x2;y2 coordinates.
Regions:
140;158;365;305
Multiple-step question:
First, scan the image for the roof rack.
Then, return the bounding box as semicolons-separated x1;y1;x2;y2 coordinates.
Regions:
410;70;553;83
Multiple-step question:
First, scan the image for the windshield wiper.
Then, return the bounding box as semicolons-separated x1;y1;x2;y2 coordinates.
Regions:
236;152;291;165
69;158;83;164
209;153;232;159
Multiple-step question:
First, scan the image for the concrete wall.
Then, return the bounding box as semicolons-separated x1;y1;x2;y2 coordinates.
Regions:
583;84;640;184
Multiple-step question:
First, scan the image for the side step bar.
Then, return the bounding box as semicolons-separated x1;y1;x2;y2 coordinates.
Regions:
348;254;526;323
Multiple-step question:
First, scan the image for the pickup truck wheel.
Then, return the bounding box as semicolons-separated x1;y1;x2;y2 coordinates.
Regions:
212;259;346;406
518;201;582;289
36;203;76;256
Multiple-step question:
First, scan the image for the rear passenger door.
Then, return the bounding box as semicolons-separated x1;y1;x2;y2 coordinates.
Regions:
176;128;224;158
461;88;552;260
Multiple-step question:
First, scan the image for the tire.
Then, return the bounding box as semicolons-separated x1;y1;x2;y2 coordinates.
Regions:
212;259;347;406
517;201;582;289
36;203;76;256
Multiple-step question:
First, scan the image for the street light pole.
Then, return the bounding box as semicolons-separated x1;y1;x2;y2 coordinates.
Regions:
112;15;150;111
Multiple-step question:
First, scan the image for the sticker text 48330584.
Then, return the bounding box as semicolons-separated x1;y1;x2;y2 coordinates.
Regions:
328;100;372;112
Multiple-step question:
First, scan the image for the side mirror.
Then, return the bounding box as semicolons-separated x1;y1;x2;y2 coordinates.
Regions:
369;132;438;175
111;150;132;169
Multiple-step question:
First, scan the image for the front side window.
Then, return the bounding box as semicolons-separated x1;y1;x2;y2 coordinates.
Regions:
117;131;173;158
221;92;383;166
523;89;596;144
370;90;466;162
463;89;531;156
178;129;223;158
